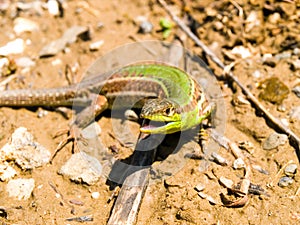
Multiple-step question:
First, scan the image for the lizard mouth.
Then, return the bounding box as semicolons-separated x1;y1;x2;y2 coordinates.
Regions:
140;120;169;134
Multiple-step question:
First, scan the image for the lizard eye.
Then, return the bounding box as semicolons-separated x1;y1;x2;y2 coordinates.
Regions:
164;107;175;116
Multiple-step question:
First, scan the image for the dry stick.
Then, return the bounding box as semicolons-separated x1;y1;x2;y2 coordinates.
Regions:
158;0;300;162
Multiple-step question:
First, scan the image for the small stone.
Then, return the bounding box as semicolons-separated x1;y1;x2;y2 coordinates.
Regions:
293;48;300;55
259;77;289;104
0;163;17;181
47;0;59;16
0;38;25;56
292;86;300;98
51;58;62;66
13;17;39;35
124;109;139;121
268;12;281;24
275;52;291;60
39;26;89;57
252;70;262;79
278;176;293;188
194;183;205;192
284;164;297;177
58;152;102;185
139;21;153;34
0;0;9;11
233;158;245;169
262;53;273;62
0;127;51;169
280;118;289;127
277;104;286;112
91;192;100;199
37;109;48;118
278;2;296;16
289;106;300;121
291;60;300;71
219;176;234;189
245;11;261;32
6;178;35;200
15;57;36;68
211;152;228;166
89;40;104;51
231;46;252;59
262;132;288;150
81;122;101;139
213;21;223;31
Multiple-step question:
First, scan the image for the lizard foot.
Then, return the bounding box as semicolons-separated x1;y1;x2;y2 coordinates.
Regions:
50;125;87;163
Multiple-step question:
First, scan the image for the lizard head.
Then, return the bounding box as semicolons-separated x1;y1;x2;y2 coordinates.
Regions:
139;98;182;134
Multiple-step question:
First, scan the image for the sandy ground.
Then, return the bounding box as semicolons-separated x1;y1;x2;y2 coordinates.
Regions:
0;0;299;224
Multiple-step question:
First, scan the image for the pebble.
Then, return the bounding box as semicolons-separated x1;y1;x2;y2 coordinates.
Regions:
6;178;35;200
262;53;273;62
284;163;297;177
194;183;205;192
280;118;289;127
0;57;9;74
293;48;300;55
124;109;139;121
277;104;286;112
81;122;101;139
39;25;89;57
89;40;104;51
231;46;252;59
139;21;153;34
16;1;44;15
274;52;291;60
51;58;62;66
210;152;228;166
0;163;17;181
47;0;59;16
58;152;102;185
268;12;281;24
219;176;234;189
0;127;51;169
262;132;288;150
13;17;39;35
278;176;293;188
292;86;300;98
289;106;300;121
0;38;25;56
0;0;9;11
91;191;100;199
15;57;36;68
291;59;300;70
233;158;245;169
252;70;262;79
259;77;289;104
245;11;261;32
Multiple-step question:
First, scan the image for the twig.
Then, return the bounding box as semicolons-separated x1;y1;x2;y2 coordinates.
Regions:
158;0;300;162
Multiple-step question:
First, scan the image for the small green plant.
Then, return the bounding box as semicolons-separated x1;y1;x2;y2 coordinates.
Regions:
159;18;173;39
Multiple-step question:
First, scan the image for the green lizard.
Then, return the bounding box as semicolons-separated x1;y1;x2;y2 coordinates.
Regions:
0;63;214;136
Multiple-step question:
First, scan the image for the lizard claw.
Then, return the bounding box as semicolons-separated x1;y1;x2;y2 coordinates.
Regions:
50;125;87;163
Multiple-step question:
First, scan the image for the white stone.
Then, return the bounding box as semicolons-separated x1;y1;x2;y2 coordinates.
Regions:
0;38;25;56
13;17;39;35
58;152;102;185
7;178;35;200
89;40;104;51
47;0;59;16
0;163;17;181
91;192;100;199
0;127;51;169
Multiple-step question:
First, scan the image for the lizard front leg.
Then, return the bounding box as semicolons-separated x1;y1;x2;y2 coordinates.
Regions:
51;94;108;162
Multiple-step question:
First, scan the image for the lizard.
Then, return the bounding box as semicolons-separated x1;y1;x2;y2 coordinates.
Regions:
0;62;214;157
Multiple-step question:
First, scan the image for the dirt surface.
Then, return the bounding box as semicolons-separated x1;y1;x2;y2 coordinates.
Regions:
0;0;299;224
